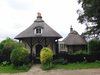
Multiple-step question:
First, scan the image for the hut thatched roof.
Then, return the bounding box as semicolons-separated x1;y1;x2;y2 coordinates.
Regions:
63;30;87;45
15;13;62;39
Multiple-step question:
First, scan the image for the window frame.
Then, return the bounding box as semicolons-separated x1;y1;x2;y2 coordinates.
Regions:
34;27;43;34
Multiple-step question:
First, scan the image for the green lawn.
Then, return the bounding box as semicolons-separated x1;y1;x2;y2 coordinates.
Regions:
0;64;32;73
1;62;100;73
53;62;100;69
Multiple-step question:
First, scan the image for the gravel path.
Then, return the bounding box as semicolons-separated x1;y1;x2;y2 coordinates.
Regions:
0;64;100;75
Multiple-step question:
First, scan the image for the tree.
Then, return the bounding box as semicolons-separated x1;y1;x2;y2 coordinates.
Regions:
77;0;100;38
88;40;100;54
0;38;23;56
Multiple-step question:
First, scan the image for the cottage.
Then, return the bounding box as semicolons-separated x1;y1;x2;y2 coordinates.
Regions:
62;26;87;53
15;13;62;62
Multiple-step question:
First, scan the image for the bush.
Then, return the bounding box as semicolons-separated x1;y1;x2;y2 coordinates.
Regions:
53;58;68;65
10;47;30;66
41;62;55;70
13;63;32;70
53;53;86;63
89;40;100;54
1;61;9;66
71;50;88;55
40;47;53;64
0;38;23;56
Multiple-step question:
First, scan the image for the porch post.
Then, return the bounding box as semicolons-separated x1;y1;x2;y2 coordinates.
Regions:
30;37;33;63
52;38;53;50
56;39;59;54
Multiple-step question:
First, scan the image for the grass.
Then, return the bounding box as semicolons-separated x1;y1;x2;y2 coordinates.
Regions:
53;62;100;69
0;63;32;73
1;62;100;73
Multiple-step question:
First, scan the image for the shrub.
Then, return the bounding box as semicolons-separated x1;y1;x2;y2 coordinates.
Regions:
40;47;53;64
14;63;32;70
53;58;68;65
71;50;88;55
0;38;23;56
53;53;87;63
89;40;100;54
41;62;55;70
1;61;9;66
95;60;100;63
10;47;30;66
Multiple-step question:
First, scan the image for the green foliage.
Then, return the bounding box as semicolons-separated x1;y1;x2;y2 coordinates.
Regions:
1;61;9;66
41;62;55;70
13;63;32;71
53;58;68;65
40;47;54;70
10;47;30;66
71;50;88;55
95;60;100;63
88;40;100;54
77;0;100;36
40;47;53;64
0;38;23;56
0;63;32;73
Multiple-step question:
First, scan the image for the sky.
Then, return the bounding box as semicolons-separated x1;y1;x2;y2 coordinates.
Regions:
0;0;86;42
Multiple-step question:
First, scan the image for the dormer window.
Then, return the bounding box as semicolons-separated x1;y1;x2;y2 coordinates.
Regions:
34;27;43;34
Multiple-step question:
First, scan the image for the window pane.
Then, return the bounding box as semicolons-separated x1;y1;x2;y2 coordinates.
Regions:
35;27;43;34
38;28;41;33
36;29;38;33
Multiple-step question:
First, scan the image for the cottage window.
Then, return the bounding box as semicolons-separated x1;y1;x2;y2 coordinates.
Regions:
59;42;65;50
34;27;43;34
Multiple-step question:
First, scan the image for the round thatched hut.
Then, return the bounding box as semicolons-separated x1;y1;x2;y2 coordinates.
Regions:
63;26;87;53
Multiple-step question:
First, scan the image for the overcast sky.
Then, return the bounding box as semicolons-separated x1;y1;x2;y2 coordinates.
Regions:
0;0;86;42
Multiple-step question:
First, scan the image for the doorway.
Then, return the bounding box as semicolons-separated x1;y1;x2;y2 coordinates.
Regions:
36;44;43;57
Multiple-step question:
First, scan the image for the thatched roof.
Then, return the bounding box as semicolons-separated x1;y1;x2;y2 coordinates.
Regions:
63;30;87;45
15;13;62;39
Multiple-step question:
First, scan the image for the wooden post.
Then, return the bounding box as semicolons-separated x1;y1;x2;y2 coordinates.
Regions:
56;39;59;54
52;38;53;50
30;37;33;63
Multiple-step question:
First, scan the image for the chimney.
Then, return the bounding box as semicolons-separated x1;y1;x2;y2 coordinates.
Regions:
37;12;42;18
38;12;41;16
70;25;73;33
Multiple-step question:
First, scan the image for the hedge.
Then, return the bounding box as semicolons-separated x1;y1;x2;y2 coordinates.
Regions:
53;53;100;63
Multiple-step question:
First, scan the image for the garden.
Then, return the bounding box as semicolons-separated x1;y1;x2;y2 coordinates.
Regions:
0;38;32;73
0;38;100;73
40;40;100;70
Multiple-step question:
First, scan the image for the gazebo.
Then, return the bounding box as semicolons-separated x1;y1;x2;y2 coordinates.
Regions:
63;26;87;53
15;13;62;62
